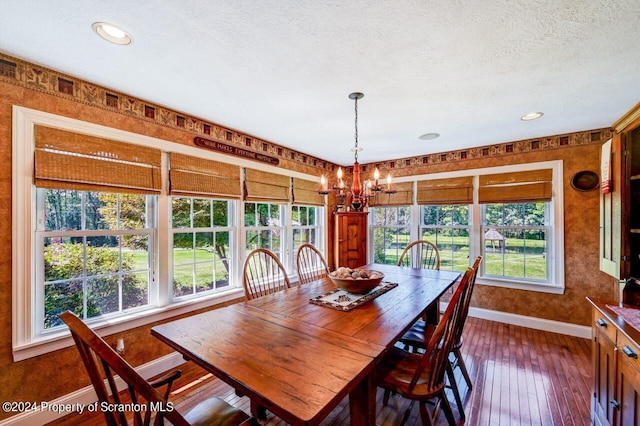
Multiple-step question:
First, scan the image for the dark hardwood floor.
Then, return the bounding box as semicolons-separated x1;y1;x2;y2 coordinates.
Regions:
49;317;592;425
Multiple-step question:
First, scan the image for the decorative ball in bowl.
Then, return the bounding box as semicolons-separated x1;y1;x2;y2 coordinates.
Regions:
329;267;384;294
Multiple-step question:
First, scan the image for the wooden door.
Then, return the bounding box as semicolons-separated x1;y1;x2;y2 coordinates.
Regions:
617;349;640;426
334;211;368;268
599;133;624;279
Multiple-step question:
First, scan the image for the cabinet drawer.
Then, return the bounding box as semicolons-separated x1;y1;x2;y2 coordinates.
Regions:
617;332;640;373
593;309;617;343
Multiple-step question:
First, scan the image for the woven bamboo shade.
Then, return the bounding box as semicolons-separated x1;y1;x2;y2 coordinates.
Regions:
292;177;324;206
34;125;161;194
244;169;291;203
478;169;553;204
369;181;413;206
417;176;473;205
169;153;241;199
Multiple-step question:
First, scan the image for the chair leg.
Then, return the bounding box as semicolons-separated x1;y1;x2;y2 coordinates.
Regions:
438;389;458;426
453;347;473;390
446;361;465;420
418;401;435;426
383;388;391;406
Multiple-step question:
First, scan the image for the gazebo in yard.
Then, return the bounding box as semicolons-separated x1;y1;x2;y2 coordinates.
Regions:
485;228;505;252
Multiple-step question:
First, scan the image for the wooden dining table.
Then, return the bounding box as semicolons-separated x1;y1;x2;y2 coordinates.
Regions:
151;263;460;425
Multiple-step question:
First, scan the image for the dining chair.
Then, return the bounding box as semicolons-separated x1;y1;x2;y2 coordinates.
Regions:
59;310;254;426
376;266;473;426
243;248;291;301
397;256;483;420
296;243;330;285
397;239;441;270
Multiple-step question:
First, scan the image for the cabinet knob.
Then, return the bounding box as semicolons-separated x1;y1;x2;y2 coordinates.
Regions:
622;345;638;359
596;318;607;327
610;399;620;409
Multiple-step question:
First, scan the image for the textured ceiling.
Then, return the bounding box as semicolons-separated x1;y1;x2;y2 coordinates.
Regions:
0;0;638;165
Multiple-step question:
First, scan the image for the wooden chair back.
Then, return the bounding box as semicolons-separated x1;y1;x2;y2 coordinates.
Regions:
453;256;482;345
397;239;440;270
409;267;473;394
296;244;330;285
60;310;192;426
243;248;291;300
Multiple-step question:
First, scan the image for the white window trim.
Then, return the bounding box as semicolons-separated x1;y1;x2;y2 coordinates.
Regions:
389;160;565;294
12;106;323;360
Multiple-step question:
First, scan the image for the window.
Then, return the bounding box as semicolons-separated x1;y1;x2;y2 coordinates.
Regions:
482;202;549;282
37;190;154;331
371;206;412;265
171;197;236;299
14;108;319;360
412;163;564;294
244;202;287;261
420;205;471;272
291;205;322;272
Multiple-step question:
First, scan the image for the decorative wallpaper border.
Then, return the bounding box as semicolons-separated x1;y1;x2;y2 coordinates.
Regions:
360;127;613;174
0;52;613;174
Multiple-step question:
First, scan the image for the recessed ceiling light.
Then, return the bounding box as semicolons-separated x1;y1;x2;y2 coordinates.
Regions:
521;112;544;121
92;22;132;45
419;133;440;140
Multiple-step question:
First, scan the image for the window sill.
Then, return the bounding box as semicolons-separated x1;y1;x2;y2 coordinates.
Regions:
12;287;245;362
477;277;565;295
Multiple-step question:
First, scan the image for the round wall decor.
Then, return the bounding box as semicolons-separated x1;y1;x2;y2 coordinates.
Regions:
571;170;599;192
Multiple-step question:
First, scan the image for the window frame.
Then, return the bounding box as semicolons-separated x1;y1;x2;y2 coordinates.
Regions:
480;202;551;284
35;190;158;335
290;205;324;275
419;204;472;273
170;196;237;301
12;106;323;361
369;205;414;265
243;201;288;265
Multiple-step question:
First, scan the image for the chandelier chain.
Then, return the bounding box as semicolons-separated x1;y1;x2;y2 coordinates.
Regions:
354;96;359;163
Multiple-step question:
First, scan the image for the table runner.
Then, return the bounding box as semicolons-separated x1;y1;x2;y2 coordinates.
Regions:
309;281;398;311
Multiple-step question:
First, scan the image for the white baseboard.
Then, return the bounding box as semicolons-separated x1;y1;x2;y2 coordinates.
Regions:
0;308;591;425
0;352;186;426
462;304;592;339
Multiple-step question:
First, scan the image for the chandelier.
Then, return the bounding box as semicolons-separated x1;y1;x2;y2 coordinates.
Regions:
318;92;395;211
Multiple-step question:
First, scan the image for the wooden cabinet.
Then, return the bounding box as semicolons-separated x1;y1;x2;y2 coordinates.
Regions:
588;298;640;426
334;211;368;269
600;103;640;282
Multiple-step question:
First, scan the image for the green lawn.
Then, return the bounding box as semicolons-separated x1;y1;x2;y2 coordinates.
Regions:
131;237;548;285
376;241;547;280
130;249;230;296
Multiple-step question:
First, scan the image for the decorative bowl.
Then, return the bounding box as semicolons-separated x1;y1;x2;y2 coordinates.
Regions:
328;268;384;294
